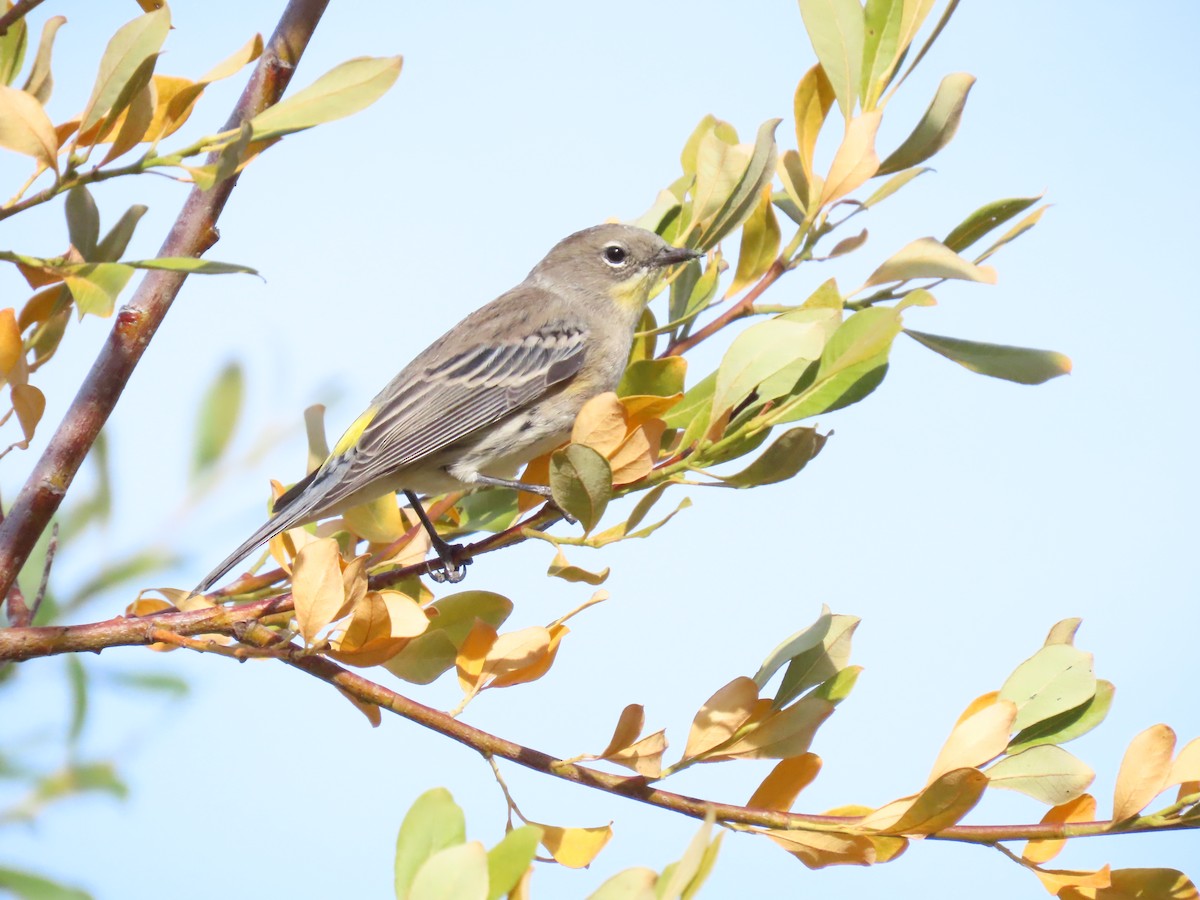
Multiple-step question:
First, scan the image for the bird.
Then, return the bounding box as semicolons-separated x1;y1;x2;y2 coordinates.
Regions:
194;223;699;592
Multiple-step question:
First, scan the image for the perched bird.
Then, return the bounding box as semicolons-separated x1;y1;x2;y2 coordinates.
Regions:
195;224;698;592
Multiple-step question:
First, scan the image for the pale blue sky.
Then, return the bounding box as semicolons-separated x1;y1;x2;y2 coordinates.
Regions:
2;2;1198;898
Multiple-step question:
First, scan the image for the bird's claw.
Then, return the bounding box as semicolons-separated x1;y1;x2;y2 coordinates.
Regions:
429;545;470;584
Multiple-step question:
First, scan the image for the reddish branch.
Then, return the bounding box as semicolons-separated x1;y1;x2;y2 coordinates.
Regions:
0;0;45;36
663;259;786;357
0;0;332;606
3;600;1196;846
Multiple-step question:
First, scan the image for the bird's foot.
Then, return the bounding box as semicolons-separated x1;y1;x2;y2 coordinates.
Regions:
428;537;470;584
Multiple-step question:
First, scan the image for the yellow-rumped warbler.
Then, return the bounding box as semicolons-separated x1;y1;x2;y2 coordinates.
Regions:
195;224;698;591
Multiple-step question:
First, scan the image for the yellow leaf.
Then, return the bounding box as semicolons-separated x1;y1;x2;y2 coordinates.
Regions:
820;111;881;206
571;392;627;456
866;236;998;286
927;699;1016;783
747;754;822;811
1022;793;1097;866
533;823;613;869
99;81;155;165
291;537;351;645
11;383;45;446
455;618;497;693
598;704;646;758
619;393;682;423
726;186;781;297
683;676;759;760
766;830;875;869
0;308;22;376
343;491;405;543
792;64;835;207
1059;868;1198;900
606;729;667;778
546;548;609;585
0;85;59;174
126;595;174;617
1113;724;1176;821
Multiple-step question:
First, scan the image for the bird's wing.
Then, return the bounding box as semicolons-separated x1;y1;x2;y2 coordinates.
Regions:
280;320;589;516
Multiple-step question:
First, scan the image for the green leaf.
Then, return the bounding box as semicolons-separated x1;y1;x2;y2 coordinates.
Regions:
106;671;190;698
1007;679;1114;755
999;643;1096;733
618;357;686;399
588;868;657;900
711;317;829;418
726;186;780;297
192;362;244;477
860;0;905;109
0;867;92;900
65;187;100;259
719;427;828;488
408;841;488;900
485;826;542;900
78;5;170;135
550;444;612;533
811;664;861;705
985;745;1094;805
768;306;900;424
0;83;58;172
753;606;859;695
904;329;1072;385
65;656;87;746
21;15;67;104
384;592;512;684
657;816;715;900
700;118;781;248
877;72;975;175
861;166;930;209
942;195;1041;253
680;114;738;177
665;371;715;448
454;488;519;533
975;205;1049;263
122;257;259;276
62;549;177;610
62;263;135;318
0;8;27;86
95;205;148;262
188;120;253;190
394;788;467;900
797;0;865;120
249;55;403;141
35;762;128;805
866;236;996;286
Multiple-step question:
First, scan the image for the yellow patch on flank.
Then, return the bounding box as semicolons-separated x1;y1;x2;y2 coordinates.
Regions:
332;406;378;457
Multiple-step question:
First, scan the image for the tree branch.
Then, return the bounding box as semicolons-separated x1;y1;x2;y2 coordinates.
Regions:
0;0;333;606
0;0;44;36
663;259;786;358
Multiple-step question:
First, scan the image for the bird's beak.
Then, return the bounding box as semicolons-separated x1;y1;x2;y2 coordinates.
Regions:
653;245;703;268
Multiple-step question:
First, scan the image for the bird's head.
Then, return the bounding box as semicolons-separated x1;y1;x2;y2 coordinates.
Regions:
531;224;700;313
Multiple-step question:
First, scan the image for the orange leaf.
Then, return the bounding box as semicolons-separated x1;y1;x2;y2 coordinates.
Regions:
598;704;645;758
291;538;351;644
608;418;666;485
0;308;21;376
455;618;498;693
606;729;667;777
11;383;45;446
1022;794;1097;866
488;624;566;689
571;392;627;456
747;754;822;810
766;830;875;869
820;111;881;205
1035;864;1112;895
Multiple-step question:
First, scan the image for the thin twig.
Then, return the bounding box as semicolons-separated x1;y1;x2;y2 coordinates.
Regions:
0;0;45;36
663;259;786;357
0;0;334;609
27;521;57;624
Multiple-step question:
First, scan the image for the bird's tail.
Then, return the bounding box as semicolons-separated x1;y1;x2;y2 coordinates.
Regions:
193;470;323;594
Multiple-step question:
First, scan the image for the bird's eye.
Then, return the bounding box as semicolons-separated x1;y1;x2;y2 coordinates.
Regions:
603;244;628;266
